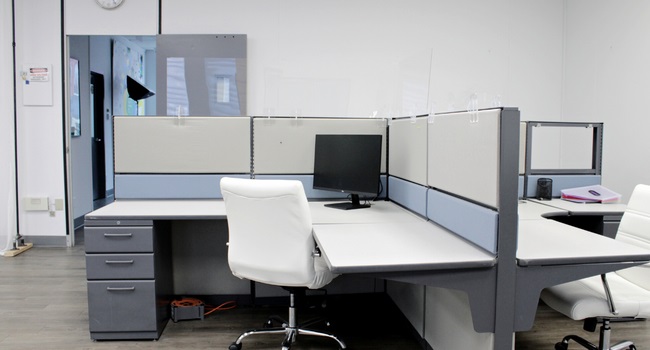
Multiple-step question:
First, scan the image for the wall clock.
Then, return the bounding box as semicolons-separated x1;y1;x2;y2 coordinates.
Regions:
95;0;124;9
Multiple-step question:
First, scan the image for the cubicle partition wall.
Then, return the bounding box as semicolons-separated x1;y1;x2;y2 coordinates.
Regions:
113;116;251;199
386;108;521;350
252;117;388;199
113;116;389;200
387;117;428;217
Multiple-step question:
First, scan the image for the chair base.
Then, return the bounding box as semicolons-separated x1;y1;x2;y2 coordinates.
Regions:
553;319;636;350
229;289;346;350
229;325;346;350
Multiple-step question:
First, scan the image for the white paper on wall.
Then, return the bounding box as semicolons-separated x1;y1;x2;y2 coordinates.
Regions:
21;64;53;106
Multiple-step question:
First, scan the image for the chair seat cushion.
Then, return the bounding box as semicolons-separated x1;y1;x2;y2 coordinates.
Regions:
541;272;650;320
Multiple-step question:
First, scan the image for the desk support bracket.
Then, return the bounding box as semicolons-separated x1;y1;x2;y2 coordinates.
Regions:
360;267;497;333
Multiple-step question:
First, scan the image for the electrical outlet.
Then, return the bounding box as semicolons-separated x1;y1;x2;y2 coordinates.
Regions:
23;197;49;211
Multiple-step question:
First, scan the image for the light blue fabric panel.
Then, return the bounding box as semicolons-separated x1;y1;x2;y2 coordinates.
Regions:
526;175;601;198
115;174;249;199
254;174;387;200
518;176;525;199
427;189;498;254
388;177;427;217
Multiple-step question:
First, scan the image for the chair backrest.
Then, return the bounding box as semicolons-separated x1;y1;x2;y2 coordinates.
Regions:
615;184;650;290
220;177;317;288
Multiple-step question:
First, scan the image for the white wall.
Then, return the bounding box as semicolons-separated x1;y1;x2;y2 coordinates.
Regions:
64;0;158;36
563;0;650;201
161;0;565;120
1;0;17;251
13;0;67;244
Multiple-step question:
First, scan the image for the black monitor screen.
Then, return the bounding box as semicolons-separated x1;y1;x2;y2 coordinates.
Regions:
313;134;383;210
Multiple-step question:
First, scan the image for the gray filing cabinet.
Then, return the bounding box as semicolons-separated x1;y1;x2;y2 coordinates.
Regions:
84;220;172;340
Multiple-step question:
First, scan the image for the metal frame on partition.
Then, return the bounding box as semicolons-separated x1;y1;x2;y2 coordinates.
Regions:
524;121;603;176
523;121;603;198
493;107;522;349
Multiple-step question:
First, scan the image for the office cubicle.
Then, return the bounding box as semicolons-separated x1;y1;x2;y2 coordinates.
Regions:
113;115;388;200
109;109;521;350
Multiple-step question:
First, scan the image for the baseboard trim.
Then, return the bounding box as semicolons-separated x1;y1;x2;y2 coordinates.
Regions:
23;235;68;247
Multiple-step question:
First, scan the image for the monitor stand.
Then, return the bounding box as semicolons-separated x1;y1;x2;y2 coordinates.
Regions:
324;194;371;210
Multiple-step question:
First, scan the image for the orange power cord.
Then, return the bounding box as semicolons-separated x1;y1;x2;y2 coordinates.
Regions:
171;297;237;317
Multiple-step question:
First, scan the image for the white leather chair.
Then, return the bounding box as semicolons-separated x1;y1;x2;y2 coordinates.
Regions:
220;177;346;350
541;184;650;350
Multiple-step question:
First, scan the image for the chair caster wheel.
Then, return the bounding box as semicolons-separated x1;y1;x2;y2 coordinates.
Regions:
554;342;568;350
229;342;242;350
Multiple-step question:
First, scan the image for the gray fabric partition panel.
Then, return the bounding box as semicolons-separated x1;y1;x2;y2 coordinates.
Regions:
427;189;498;254
115;174;249;199
388;176;427;217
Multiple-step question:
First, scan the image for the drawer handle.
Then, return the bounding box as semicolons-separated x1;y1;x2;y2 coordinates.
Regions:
105;260;135;265
106;287;136;292
103;233;133;238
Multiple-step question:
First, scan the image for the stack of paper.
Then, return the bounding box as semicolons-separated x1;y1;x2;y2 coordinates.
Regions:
560;185;621;203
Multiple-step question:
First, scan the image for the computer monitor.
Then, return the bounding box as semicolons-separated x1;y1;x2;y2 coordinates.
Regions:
313;134;383;210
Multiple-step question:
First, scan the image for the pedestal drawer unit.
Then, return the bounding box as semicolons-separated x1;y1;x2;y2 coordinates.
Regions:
84;220;172;340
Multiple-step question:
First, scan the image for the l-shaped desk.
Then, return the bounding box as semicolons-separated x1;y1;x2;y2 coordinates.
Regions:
84;198;650;344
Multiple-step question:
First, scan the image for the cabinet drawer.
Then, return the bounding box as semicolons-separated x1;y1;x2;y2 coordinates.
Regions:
87;280;157;333
86;254;154;280
85;226;153;253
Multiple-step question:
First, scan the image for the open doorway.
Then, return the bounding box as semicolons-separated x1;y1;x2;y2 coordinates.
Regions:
66;35;156;240
90;72;109;208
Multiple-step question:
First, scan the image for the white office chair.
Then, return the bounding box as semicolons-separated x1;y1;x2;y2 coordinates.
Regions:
220;177;346;350
540;184;650;350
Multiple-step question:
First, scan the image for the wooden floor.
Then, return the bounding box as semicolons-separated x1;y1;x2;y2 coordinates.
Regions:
1;239;649;349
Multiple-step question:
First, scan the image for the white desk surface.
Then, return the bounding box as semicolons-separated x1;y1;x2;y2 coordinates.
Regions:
528;198;627;215
517;219;650;267
87;199;648;274
87;199;495;275
517;199;649;266
518;200;567;220
85;199;227;220
85;199;417;223
313;220;495;274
